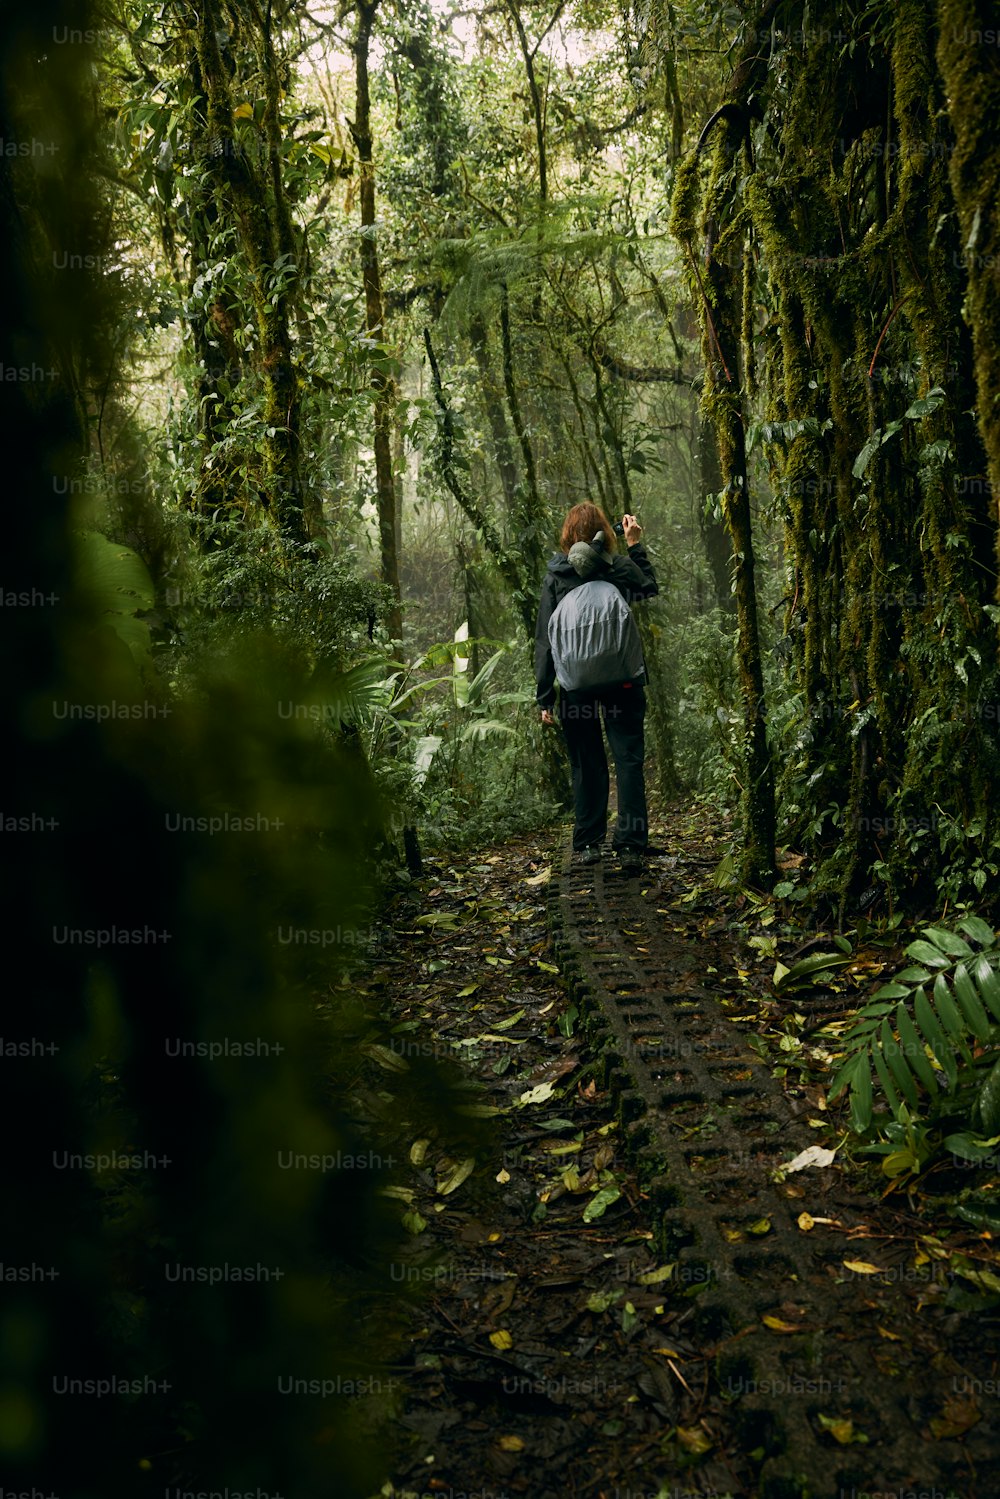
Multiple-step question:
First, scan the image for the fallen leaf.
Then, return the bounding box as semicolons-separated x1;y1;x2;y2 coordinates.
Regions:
489;1329;513;1350
676;1425;713;1455
762;1315;804;1333
517;1082;555;1107
783;1145;838;1173
817;1413;863;1445
436;1157;475;1195
498;1435;524;1451
843;1260;883;1275
583;1185;621;1222
586;1289;623;1313
929;1397;981;1440
523;869;551;886
797;1212;815;1231
637;1265;675;1285
493;1008;527;1031
496;1168;511;1184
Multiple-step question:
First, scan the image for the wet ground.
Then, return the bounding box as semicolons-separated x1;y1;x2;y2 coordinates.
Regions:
363;805;1000;1499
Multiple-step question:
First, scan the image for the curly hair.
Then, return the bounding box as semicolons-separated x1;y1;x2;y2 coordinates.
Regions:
559;503;617;555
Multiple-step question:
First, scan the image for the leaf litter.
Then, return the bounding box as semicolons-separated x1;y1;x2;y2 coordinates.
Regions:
357;810;1000;1498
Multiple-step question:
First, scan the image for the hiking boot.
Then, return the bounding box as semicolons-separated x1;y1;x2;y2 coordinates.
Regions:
577;844;602;865
617;846;643;876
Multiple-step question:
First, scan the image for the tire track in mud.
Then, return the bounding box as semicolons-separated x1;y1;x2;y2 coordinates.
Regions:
549;841;1000;1499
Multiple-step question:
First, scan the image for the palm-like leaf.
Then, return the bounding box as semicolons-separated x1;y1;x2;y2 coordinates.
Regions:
830;918;1000;1137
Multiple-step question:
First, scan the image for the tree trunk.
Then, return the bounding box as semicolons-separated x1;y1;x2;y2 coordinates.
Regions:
697;415;734;613
352;0;403;642
936;0;1000;571
193;0;307;550
674;114;776;885
469;310;519;515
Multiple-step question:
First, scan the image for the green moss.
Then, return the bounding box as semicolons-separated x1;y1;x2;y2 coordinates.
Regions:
936;0;1000;583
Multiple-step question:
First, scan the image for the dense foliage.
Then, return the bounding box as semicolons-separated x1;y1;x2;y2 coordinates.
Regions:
6;0;1000;1488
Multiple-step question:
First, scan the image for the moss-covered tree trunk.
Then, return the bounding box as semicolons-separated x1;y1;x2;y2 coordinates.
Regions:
697;416;734;614
936;1;1000;566
352;0;403;642
672;127;776;886
192;0;307;549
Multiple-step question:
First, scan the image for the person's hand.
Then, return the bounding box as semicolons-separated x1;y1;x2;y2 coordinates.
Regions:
623;513;642;546
540;709;556;727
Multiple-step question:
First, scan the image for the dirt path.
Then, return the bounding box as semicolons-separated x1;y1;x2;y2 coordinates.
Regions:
373;807;1000;1499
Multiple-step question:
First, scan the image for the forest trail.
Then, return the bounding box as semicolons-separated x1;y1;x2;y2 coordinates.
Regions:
377;810;1000;1499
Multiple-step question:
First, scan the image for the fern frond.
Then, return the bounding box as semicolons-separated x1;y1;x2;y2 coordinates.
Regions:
832;920;1000;1140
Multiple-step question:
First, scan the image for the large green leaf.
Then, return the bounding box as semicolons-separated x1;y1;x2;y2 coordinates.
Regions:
850;1053;873;1132
452;621;471;707
76;530;155;610
896;1002;937;1095
881;1017;919;1109
977;1058;1000;1135
459;718;515;743
75;530;154;664
922;926;974;959
953;962;992;1042
774;951;852;991
914;987;957;1091
412;735;442;787
972;957;1000;1025
904;939;951;968
933;973;974;1059
959;915;996;948
870;1040;901;1118
464;647;506;708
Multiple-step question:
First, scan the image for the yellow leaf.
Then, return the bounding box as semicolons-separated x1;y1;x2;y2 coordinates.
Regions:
817;1414;856;1444
233;102;254;120
748;1217;771;1235
876;1325;902;1341
637;1265;675;1285
489;1329;513;1350
798;1212;815;1231
523;868;551;886
409;1137;430;1165
843;1260;883;1275
496;1168;511;1184
762;1315;803;1333
497;1434;523;1450
676;1425;713;1455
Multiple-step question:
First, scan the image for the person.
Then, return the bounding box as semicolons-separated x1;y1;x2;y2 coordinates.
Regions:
535;503;658;874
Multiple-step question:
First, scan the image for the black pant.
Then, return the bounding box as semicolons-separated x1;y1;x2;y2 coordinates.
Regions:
558;682;647;852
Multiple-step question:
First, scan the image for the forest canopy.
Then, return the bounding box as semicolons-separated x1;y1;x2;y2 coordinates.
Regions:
5;1;1000;1494
30;0;991;916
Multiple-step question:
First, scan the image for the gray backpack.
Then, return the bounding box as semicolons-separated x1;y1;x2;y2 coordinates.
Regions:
548;577;645;692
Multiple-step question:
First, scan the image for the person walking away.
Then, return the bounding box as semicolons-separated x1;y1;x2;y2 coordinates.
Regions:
535;503;658;875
